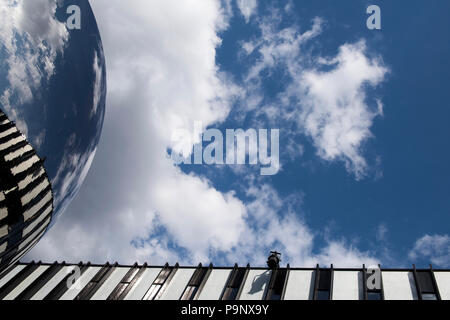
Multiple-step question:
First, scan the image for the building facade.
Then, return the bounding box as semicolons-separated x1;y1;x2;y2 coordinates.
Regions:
0;261;449;300
0;110;54;275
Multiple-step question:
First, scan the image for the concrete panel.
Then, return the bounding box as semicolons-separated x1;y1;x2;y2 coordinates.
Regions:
159;268;195;300
283;270;314;300
383;271;418;300
124;267;162;300
434;272;450;300
91;267;130;300
198;269;232;300
332;271;362;300
239;269;271;300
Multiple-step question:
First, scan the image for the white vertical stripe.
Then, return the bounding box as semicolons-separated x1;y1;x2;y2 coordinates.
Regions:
0;242;7;254
59;267;102;300
282;270;314;300
91;267;130;300
5;144;33;162
332;271;362;300
0;135;25;151
23;205;52;236
159;269;195;300
23;191;52;221
18;167;45;190
30;266;76;300
0;225;7;238
11;155;39;175
198;269;231;300
0;207;7;221
21;179;50;206
124;267;161;300
0;127;17;139
0;265;26;289
3;265;50;300
383;271;418;300
239;270;272;300
0;191;5;201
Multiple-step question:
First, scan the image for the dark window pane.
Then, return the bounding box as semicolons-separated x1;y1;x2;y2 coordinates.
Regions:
144;285;161;300
422;293;437;300
121;268;139;283
318;270;331;290
316;290;330;300
222;287;239;300
189;268;208;287
266;269;287;300
181;286;198;300
271;269;287;290
108;283;127;300
154;268;171;284
229;269;246;288
367;292;382;300
267;292;281;300
417;271;435;293
91;267;110;282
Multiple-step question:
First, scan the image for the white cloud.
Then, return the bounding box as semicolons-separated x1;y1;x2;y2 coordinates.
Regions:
26;1;381;267
376;224;388;242
0;0;68;133
91;50;103;118
295;41;388;179
241;16;388;179
409;234;450;267
51;145;98;215
236;0;258;23
27;0;248;265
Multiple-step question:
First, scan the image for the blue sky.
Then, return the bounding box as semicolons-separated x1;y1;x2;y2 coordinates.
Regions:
25;0;450;268
180;0;450;266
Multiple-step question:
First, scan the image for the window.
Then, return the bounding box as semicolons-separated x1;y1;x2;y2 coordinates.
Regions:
313;265;333;300
143;264;178;300
265;268;288;300
422;293;438;300
367;291;382;300
75;263;117;300
15;262;63;300
316;290;330;300
413;267;441;300
221;266;247;300
180;266;210;300
107;263;145;300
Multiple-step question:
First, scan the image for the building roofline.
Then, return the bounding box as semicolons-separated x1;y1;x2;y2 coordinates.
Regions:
15;261;450;272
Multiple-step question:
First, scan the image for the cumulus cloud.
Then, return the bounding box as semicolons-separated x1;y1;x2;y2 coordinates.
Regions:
27;0;249;265
295;41;388;179
409;234;450;268
241;15;388;179
26;0;381;267
236;0;258;23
